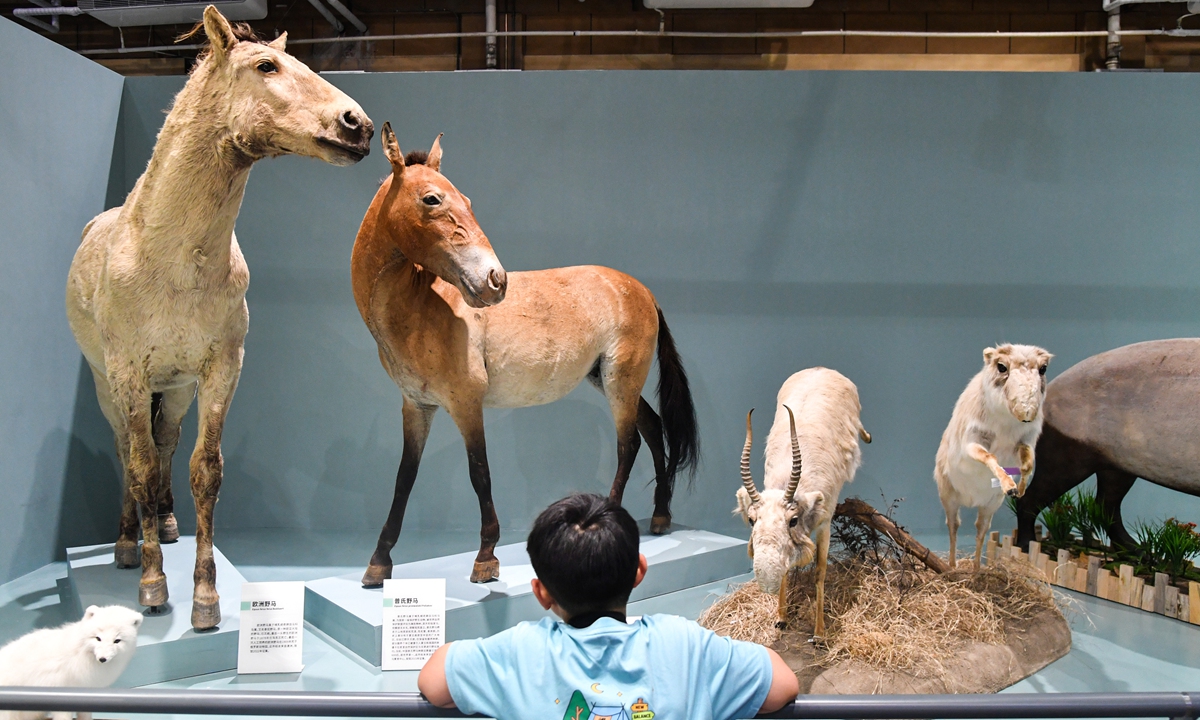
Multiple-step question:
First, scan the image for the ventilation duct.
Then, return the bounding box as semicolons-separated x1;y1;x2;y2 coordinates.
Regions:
642;0;813;8
76;0;266;27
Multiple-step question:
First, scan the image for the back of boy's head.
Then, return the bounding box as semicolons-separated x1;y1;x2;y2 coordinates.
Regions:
527;494;640;617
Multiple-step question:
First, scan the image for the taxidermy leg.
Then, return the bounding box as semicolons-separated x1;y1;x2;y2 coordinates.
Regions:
363;399;436;587
967;442;1017;496
636;398;673;535
1015;425;1098;549
188;349;241;630
451;404;501;583
598;358;648;507
776;572;789;629
89;366;140;569
974;503;998;570
110;370;166;608
115;485;140;569
1016;443;1035;498
152;385;195;544
1095;467;1139;550
941;492;961;567
813;522;830;638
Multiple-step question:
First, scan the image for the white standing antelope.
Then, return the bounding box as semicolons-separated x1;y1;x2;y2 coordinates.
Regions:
65;6;373;630
935;344;1052;569
736;368;871;638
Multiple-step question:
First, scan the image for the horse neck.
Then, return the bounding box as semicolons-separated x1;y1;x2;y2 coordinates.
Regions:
123;64;254;271
351;194;438;323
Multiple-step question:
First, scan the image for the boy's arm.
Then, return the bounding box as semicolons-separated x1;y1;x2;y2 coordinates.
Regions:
417;643;456;709
758;648;799;714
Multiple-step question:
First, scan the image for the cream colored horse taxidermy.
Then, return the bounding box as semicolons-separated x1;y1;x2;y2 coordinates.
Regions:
935;344;1052;569
351;124;700;586
736;368;870;638
66;6;372;629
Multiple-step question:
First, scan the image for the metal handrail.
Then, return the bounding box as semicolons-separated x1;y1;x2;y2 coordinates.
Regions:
0;688;1194;719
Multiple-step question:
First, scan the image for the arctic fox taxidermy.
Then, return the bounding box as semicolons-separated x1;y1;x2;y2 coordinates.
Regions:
0;605;143;720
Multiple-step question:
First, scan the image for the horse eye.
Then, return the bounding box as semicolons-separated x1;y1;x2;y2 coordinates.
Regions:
422;195;441;206
997;363;1008;373
789;517;799;528
113;639;121;644
257;60;278;74
1038;365;1047;375
94;636;101;642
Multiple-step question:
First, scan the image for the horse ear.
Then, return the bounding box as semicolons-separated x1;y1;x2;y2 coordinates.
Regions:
381;122;404;176
202;5;238;59
268;31;287;51
427;133;443;172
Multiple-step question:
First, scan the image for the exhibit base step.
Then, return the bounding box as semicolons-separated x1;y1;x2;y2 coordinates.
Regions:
305;521;751;666
64;537;246;686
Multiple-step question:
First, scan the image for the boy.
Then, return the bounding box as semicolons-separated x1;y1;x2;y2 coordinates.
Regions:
418;493;799;720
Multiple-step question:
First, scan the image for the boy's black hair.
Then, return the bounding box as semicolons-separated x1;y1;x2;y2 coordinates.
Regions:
526;493;640;617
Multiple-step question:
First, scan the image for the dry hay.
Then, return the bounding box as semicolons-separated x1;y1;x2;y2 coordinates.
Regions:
698;557;1058;678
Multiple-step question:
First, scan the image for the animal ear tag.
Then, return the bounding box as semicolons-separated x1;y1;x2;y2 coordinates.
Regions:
993;467;1020;488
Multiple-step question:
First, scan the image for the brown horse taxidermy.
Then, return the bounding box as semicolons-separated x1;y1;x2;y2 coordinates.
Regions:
65;6;372;629
351;124;700;586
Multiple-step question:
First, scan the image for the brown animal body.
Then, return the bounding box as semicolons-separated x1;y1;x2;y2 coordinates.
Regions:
1017;338;1200;550
64;7;372;629
352;125;699;586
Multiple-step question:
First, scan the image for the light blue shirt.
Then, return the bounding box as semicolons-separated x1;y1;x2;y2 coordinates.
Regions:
444;614;773;720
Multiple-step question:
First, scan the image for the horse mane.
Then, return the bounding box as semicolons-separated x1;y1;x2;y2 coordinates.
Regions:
177;21;266;64
404;150;429;166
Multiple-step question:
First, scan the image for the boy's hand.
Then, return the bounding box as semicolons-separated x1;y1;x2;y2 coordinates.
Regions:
759;648;799;713
417;643;456;708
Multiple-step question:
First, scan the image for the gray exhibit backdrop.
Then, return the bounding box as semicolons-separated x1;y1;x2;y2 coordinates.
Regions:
0;18;123;582
11;51;1200;580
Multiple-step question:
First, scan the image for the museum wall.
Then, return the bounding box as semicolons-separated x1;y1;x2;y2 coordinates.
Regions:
0;17;124;582
76;70;1200;560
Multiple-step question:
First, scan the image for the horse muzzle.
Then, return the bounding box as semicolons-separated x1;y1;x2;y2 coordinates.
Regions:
459;268;507;308
314;110;374;165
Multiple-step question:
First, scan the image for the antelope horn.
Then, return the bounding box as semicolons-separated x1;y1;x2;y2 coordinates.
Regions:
740;409;762;504
784;404;803;502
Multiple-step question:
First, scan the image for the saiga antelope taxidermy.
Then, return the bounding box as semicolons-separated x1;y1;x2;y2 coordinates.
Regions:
351;124;700;587
736;368;871;638
65;6;373;629
935;344;1052;569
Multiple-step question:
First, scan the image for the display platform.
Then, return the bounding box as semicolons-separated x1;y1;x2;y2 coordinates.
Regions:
305;521;750;666
65;537;246;686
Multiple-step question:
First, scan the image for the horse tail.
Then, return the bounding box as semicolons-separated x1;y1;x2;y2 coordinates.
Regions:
655;306;700;491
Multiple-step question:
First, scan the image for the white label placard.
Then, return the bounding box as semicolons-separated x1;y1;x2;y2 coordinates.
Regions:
237;581;305;674
382;578;446;671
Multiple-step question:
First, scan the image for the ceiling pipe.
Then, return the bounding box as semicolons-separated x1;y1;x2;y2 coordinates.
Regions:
73;27;1200;56
323;0;367;34
13;1;81;32
13;5;81;14
485;0;497;68
304;0;343;33
1107;6;1121;69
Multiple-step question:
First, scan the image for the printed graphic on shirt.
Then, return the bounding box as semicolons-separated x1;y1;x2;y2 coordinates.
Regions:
558;689;653;720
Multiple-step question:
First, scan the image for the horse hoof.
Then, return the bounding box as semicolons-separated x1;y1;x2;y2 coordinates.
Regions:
470;560;500;583
362;564;392;588
650;515;671;535
775;620;788;630
191;600;221;631
159;514;180;543
114;543;140;569
139;578;169;607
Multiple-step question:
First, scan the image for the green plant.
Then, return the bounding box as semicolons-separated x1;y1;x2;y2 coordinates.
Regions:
1157;518;1200;579
1067;488;1112;549
1131;517;1200;580
1039;495;1076;547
